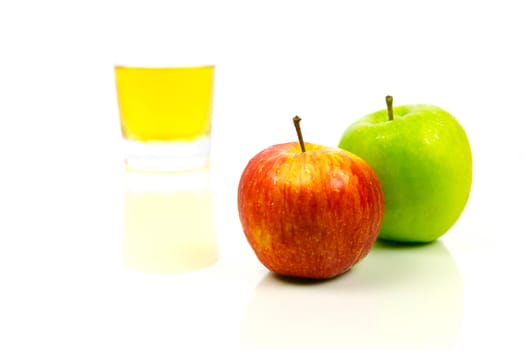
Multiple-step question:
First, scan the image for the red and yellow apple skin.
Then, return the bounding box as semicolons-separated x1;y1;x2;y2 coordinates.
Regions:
237;142;385;279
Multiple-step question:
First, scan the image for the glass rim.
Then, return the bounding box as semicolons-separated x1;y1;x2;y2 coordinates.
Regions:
114;64;215;70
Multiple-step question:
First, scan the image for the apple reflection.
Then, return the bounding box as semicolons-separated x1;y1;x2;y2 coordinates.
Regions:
241;241;463;350
122;167;218;273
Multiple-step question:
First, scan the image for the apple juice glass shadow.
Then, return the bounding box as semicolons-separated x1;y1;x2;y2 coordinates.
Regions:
123;168;218;273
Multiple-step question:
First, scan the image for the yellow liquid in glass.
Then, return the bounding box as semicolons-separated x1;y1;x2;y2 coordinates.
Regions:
115;66;214;142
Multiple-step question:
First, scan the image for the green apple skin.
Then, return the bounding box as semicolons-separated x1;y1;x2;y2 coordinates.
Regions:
338;104;472;243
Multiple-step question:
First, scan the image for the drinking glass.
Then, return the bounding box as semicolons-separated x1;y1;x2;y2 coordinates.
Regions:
114;65;215;172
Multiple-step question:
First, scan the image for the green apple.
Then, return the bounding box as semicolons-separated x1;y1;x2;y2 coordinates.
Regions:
338;96;472;243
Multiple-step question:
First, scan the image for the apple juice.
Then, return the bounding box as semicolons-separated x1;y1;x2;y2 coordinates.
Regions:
115;66;214;142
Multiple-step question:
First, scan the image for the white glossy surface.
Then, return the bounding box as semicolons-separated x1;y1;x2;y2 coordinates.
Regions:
1;1;525;349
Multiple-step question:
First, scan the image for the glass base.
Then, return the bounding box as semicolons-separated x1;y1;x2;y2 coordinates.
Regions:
123;136;210;172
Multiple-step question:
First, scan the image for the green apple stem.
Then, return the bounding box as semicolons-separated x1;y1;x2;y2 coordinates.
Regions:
293;116;306;152
386;95;394;121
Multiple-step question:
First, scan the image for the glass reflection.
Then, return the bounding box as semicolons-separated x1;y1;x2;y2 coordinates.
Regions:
122;167;218;273
241;241;463;350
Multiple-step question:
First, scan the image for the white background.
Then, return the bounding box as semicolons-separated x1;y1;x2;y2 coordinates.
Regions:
1;1;525;349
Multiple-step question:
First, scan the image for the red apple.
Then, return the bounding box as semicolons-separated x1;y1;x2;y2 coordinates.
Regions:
237;117;385;279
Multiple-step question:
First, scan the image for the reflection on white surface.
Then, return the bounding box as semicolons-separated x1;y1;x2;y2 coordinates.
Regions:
123;167;218;273
241;241;463;350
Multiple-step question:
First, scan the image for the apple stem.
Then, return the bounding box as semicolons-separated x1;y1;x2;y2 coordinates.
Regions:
293;116;306;152
386;95;394;121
